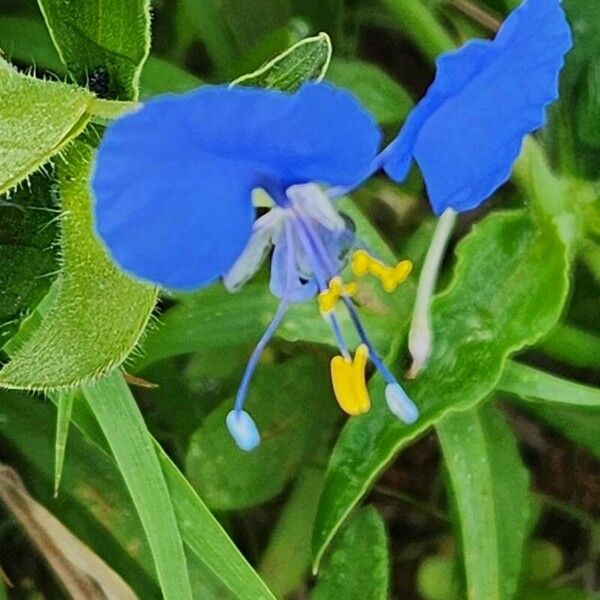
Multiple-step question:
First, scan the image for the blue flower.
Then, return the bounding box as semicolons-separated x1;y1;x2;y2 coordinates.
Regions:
92;0;570;450
382;0;572;214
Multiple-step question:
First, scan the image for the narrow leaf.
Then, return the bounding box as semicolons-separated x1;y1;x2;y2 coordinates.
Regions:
312;209;569;569
37;0;151;100
259;466;326;598
0;142;157;390
232;33;332;92
0;57;92;195
54;390;75;497
437;403;531;600
499;361;600;408
84;372;193;600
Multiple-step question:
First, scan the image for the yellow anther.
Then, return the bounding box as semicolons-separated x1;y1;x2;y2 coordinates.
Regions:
330;344;371;415
351;250;413;293
351;249;371;277
318;276;358;313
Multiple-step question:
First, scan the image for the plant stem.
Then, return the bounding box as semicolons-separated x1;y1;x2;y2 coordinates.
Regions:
382;0;455;62
407;208;457;378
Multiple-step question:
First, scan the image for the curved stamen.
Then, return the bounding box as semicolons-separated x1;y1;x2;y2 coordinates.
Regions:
227;220;295;451
297;212;418;424
290;216;351;360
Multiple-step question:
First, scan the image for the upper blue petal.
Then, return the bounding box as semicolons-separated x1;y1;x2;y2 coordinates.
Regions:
382;0;572;214
93;82;381;290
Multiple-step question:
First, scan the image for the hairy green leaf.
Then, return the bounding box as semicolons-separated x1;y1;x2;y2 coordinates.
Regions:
232;32;332;92
0;143;157;390
0;172;58;346
0;57;92;195
311;507;389;600
37;0;151;100
312;209;569;569
186;355;336;510
437;403;531;600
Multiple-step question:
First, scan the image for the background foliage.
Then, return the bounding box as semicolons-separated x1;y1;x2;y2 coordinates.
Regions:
0;0;598;598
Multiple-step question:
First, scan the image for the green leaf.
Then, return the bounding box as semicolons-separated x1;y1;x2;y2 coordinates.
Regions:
437;403;531;600
0;14;202;100
537;323;600;370
185;355;336;510
232;33;332;92
0;389;159;597
84;372;194;600
499;361;600;408
310;507;389;600
156;443;277;600
517;402;600;461
259;466;326;598
37;0;151;100
312;209;569;569
327;58;413;125
0;172;58;346
140;56;202;98
0;57;92;195
0;142;157;390
54;390;75;497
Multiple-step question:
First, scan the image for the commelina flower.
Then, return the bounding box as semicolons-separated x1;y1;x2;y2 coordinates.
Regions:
92;0;571;451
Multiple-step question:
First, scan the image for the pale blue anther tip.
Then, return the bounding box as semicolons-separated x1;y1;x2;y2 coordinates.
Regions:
226;409;260;451
385;383;419;424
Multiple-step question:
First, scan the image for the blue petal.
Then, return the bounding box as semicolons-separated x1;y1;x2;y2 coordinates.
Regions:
383;0;572;214
93;102;256;290
93;82;381;289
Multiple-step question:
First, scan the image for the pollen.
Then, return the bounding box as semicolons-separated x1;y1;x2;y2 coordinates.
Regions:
351;250;412;293
330;343;371;415
318;276;358;313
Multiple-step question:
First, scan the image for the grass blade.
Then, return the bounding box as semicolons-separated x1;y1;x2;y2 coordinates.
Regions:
84;372;193;600
53;390;74;497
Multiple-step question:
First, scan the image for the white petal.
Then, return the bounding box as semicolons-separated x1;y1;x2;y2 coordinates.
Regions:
223;209;284;292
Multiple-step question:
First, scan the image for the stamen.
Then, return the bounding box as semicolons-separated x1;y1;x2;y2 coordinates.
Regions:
341;296;419;424
226;410;260;451
331;343;371;415
229;221;295;451
385;383;419;424
351;250;413;293
317;276;358;313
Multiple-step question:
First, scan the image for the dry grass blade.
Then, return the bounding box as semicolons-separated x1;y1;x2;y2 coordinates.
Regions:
0;465;138;600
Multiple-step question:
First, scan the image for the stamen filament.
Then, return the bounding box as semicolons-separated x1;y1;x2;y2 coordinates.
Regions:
291;217;351;360
228;220;295;451
407;207;456;378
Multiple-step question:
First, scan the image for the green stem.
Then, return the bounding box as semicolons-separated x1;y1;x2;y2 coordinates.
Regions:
88;97;140;120
382;0;456;62
408;208;457;378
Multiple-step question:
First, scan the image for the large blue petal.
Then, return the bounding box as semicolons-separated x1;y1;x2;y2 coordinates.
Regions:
170;82;382;188
93;82;381;290
93;100;256;290
382;0;572;214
